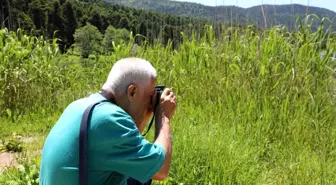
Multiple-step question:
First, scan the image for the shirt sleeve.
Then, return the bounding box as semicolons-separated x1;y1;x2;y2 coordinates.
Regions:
88;105;166;183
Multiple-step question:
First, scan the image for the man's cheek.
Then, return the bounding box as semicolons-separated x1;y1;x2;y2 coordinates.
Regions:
144;109;152;120
145;110;151;118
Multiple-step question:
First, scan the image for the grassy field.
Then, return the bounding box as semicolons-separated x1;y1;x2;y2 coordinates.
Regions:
0;21;336;185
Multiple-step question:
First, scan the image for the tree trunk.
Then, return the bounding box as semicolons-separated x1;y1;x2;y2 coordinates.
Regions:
1;0;4;28
6;0;12;30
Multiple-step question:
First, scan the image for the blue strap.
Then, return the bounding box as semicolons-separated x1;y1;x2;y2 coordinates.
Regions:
78;92;153;185
79;99;110;185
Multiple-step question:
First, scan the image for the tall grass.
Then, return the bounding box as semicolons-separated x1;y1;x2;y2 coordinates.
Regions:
0;28;65;121
0;17;336;184
143;24;336;184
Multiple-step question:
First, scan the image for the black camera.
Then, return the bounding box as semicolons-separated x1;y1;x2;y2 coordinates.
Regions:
142;85;165;136
154;85;165;107
155;85;165;93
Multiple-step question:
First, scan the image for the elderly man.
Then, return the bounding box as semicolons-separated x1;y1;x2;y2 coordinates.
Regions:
39;58;176;185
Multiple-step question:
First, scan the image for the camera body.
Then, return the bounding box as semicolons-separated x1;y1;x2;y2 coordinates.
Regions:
154;85;164;110
142;85;165;136
155;85;165;99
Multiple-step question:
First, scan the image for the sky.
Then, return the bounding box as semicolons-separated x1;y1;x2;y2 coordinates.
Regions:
173;0;336;13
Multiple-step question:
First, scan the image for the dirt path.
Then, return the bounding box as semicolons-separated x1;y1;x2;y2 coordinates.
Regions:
0;136;41;172
0;152;19;171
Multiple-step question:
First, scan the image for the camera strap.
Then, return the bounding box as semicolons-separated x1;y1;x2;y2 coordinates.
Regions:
142;90;161;136
142;114;154;136
79;88;160;185
79;92;115;185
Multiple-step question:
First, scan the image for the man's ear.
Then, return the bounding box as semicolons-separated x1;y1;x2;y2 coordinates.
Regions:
127;84;137;101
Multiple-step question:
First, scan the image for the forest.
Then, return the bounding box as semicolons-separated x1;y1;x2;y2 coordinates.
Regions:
0;0;335;184
0;0;224;55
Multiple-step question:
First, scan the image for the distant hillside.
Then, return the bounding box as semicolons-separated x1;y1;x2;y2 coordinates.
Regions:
105;0;336;30
0;0;220;53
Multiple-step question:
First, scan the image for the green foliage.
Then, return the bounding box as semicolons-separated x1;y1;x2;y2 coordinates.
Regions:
102;25;130;54
0;28;65;120
61;0;78;50
0;157;40;185
74;22;103;58
106;0;336;31
0;18;336;184
1;0;220;54
2;0;336;57
0;133;24;153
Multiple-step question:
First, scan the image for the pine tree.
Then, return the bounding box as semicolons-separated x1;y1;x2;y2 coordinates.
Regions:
62;0;77;49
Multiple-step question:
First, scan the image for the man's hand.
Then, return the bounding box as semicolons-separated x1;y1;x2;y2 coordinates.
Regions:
157;88;177;120
152;88;176;181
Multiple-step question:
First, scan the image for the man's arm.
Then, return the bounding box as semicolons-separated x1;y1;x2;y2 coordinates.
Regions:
151;88;176;180
152;115;172;180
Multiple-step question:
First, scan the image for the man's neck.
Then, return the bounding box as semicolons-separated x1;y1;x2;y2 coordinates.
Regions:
100;89;116;103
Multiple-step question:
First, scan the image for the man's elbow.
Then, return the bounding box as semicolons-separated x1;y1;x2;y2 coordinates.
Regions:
152;171;169;181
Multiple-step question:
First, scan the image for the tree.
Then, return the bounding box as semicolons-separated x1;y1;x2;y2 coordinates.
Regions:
48;1;64;39
29;0;48;33
88;10;103;32
1;0;13;30
103;25;130;53
118;16;129;29
62;0;77;50
74;22;103;58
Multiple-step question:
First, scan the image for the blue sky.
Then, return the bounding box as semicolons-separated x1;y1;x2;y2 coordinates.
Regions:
173;0;336;13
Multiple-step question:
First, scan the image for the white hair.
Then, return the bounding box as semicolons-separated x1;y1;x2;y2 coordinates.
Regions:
102;58;157;96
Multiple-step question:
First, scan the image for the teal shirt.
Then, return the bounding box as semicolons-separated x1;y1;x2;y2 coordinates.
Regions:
39;93;165;185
